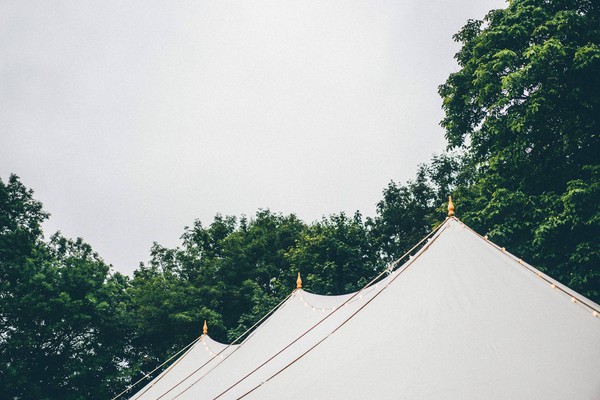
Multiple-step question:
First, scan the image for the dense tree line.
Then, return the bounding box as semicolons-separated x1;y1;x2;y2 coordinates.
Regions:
1;0;598;398
0;176;132;398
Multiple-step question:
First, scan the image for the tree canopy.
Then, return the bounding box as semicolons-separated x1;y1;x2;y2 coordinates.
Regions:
440;0;599;193
0;176;131;399
437;0;599;299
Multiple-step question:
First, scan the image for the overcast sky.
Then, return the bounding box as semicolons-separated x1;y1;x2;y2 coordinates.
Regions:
1;0;505;275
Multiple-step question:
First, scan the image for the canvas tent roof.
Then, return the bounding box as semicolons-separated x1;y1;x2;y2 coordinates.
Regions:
139;283;388;399
241;218;600;399
130;217;600;400
130;335;238;400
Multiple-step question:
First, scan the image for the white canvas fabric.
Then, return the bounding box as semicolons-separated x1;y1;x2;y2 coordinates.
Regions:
241;218;600;400
128;289;365;399
148;282;392;399
160;283;388;399
130;335;236;400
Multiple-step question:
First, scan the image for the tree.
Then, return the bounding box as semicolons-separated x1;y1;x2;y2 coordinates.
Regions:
440;0;599;194
1;174;49;396
140;211;308;344
287;212;379;295
0;175;132;399
369;153;463;262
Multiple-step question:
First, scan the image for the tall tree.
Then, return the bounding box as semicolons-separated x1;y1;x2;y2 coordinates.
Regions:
0;175;49;396
440;0;599;193
438;0;600;300
0;175;132;399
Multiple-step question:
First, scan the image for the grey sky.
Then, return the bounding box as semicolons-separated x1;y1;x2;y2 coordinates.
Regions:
1;1;506;275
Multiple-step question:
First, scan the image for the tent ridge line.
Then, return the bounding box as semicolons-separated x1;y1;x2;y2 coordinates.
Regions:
460;221;600;315
150;291;295;400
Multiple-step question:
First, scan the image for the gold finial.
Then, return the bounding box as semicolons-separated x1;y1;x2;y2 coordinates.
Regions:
203;320;208;335
296;272;302;289
447;196;455;217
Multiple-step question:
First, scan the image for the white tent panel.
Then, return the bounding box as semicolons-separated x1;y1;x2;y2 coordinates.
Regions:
243;219;600;399
130;335;236;400
173;284;387;399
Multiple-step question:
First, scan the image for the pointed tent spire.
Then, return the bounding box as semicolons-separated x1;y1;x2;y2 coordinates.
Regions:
296;272;302;289
203;320;208;335
448;196;455;217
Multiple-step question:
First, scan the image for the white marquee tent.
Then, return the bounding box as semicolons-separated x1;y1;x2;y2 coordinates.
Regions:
129;216;600;400
132;282;387;399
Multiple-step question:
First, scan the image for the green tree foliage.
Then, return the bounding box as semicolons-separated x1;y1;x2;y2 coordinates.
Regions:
0;175;132;399
126;261;213;382
369;154;459;261
1;175;48;396
287;212;379;295
437;0;599;300
136;211;308;344
134;210;384;346
440;0;599;193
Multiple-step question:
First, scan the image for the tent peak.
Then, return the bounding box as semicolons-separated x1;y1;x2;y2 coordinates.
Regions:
447;196;455;217
203;320;208;335
296;272;302;289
